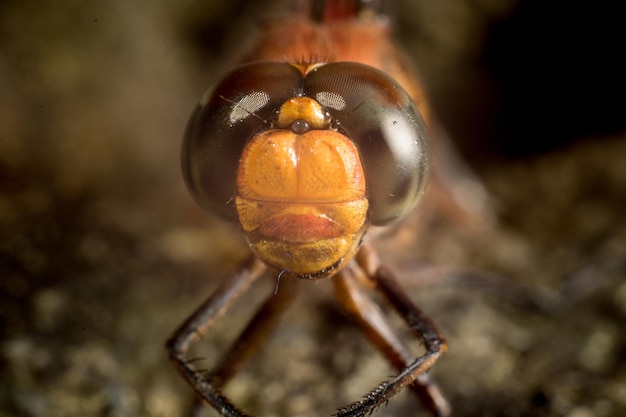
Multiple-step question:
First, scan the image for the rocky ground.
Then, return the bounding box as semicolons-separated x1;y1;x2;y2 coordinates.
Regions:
1;1;624;417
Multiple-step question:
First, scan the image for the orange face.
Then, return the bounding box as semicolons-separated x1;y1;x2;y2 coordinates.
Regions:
235;96;368;278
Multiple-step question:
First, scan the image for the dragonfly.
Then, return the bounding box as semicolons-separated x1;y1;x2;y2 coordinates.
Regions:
167;1;471;415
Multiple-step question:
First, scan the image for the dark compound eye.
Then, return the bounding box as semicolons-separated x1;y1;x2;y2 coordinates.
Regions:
304;62;430;225
182;62;303;221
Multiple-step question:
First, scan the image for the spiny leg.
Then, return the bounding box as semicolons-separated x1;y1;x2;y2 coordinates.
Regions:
188;272;300;416
371;265;448;413
332;259;448;416
167;256;267;417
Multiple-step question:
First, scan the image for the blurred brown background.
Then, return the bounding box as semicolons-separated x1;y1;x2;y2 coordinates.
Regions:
1;1;624;417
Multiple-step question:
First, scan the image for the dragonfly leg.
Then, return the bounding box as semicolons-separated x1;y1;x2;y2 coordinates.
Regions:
333;256;449;416
167;256;296;417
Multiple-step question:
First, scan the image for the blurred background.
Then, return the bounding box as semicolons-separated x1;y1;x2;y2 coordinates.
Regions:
1;1;624;416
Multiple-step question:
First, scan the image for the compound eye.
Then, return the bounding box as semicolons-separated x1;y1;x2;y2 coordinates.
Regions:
304;63;430;225
182;63;303;220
